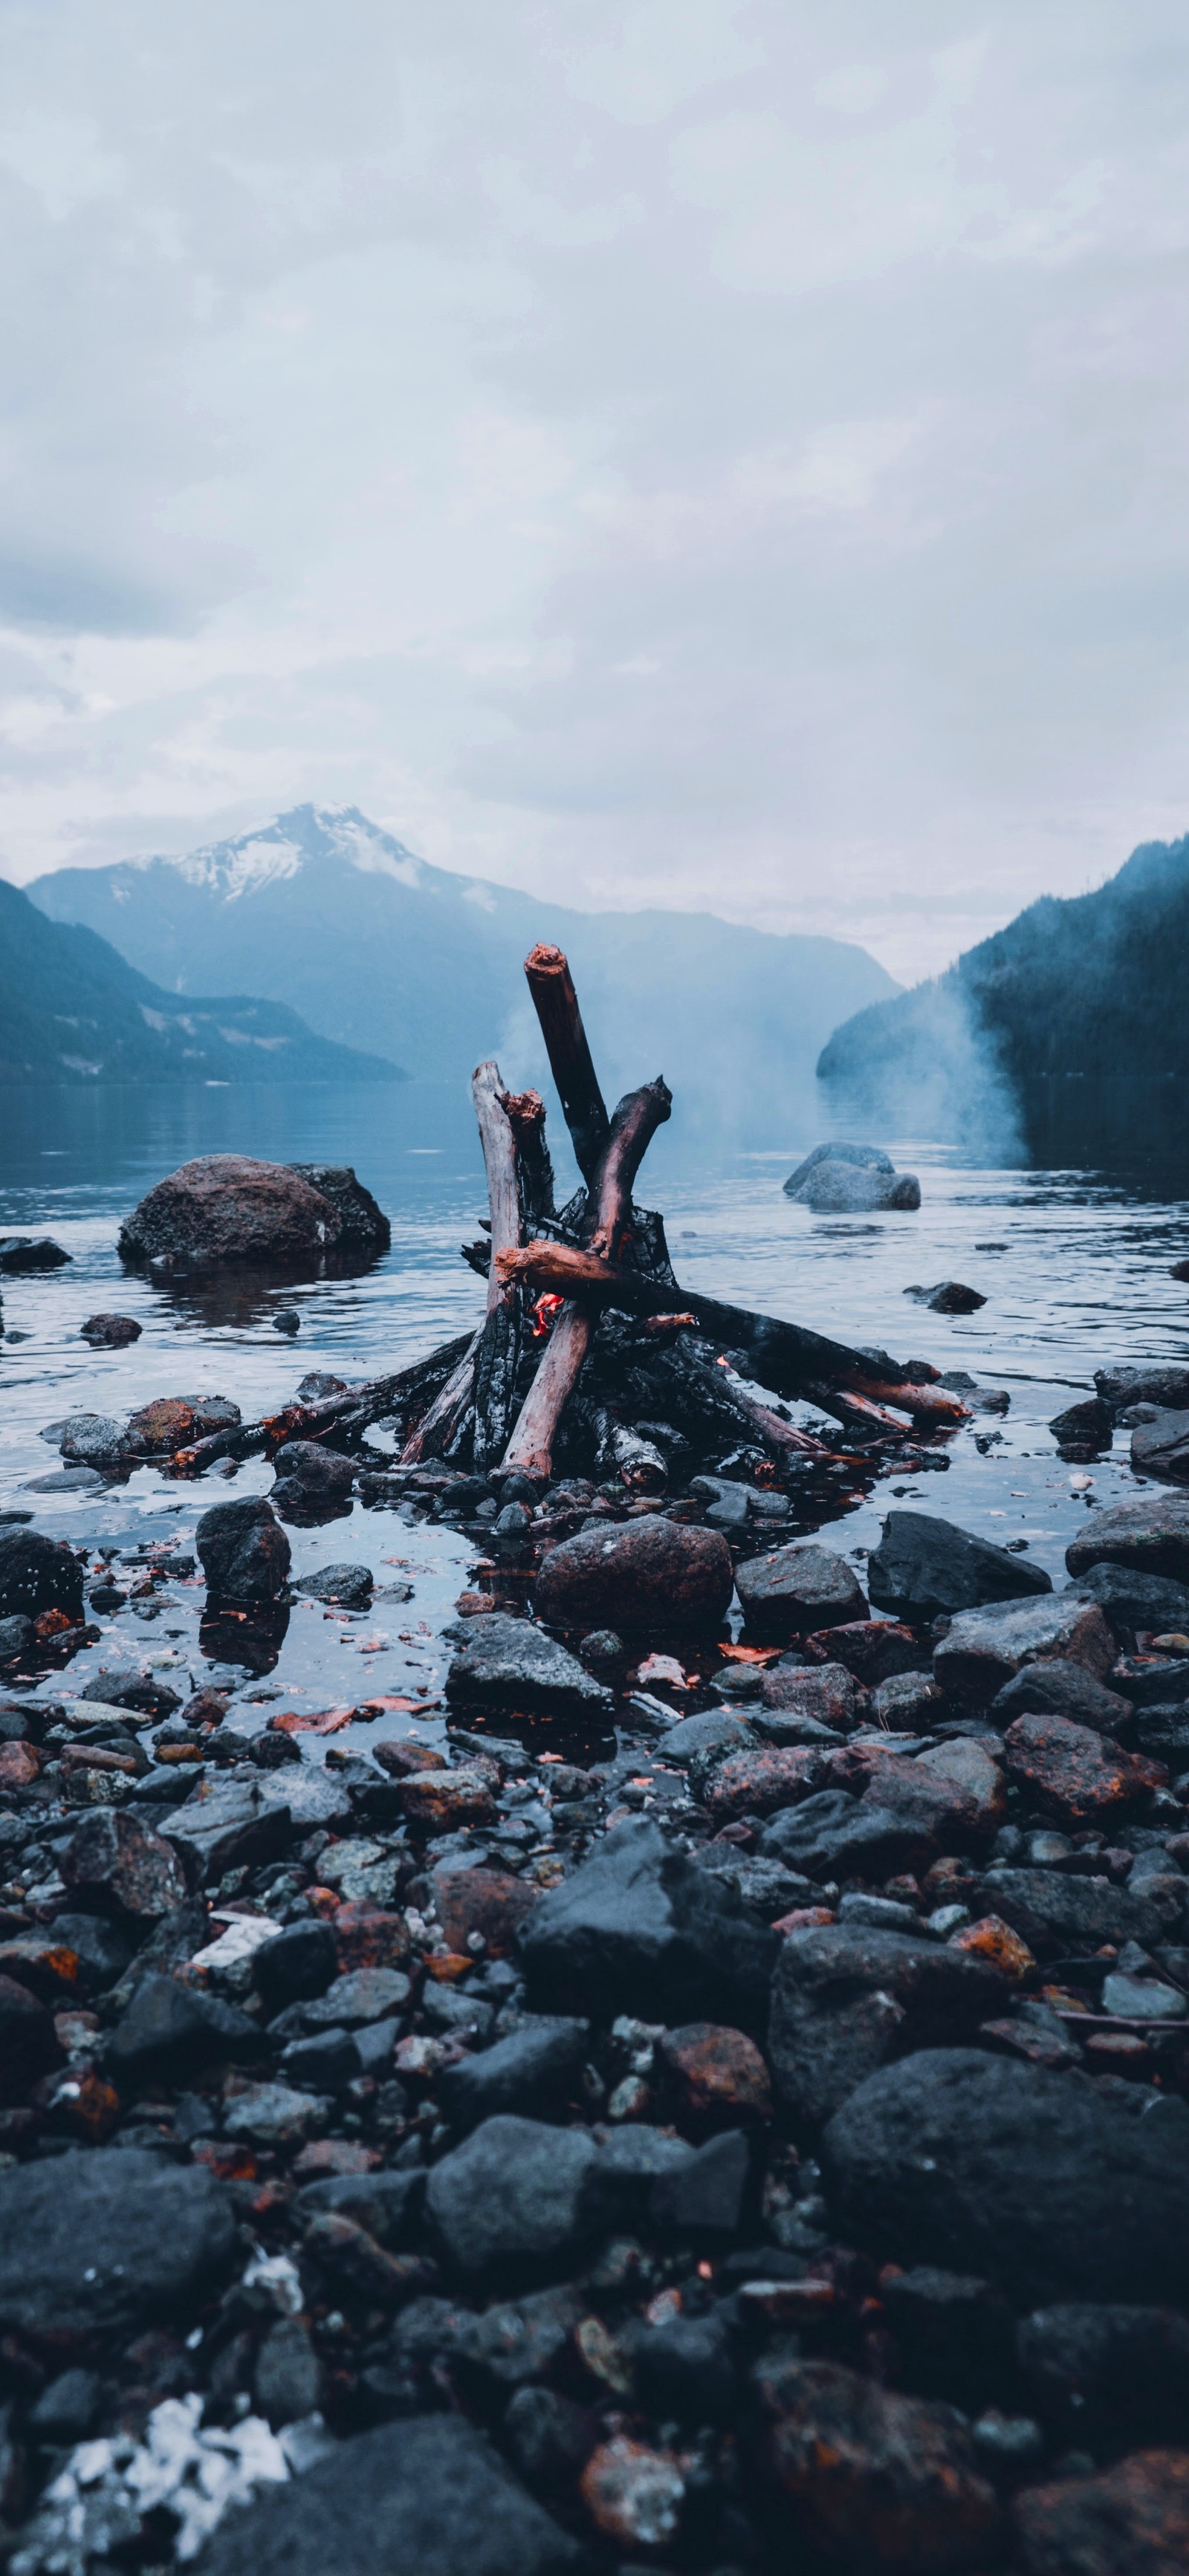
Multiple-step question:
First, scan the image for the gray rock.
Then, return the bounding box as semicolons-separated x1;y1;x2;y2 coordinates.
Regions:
59;1415;129;1467
446;1612;612;1719
1049;1395;1113;1448
769;1925;1007;2126
871;1670;944;1730
761;1789;936;1883
785;1141;894;1193
294;2169;426;2246
427;2115;600;2276
989;1657;1134;1733
0;1615;32;1661
162;1779;293;1884
868;1512;1052;1619
649;2129;751;2236
518;1818;778;2026
904;1280;986;1314
1066;1493;1189;1585
1017;2302;1189;2447
195;2412;576;2576
1067;1562;1189;1640
821;2048;1189;2304
0;1236;69;1272
534;1516;734;1633
256;1765;350;1829
294;1563;374;1607
758;1661;861;1733
254;2316;323;2428
195;1497;291;1603
1131;1409;1189;1485
784;1146;921;1211
103;1972;263;2089
438;2017;590;2132
253;1918;337;2013
0;2148;234;2337
0;1530;84;1626
223;2083;331;2146
658;1710;756;1763
272;1441;354;1499
979;1866;1173;1955
933;1594;1114;1704
61;1808;189;1919
1095;1363;1189;1415
736;1544;868;1641
302;1967;410;2027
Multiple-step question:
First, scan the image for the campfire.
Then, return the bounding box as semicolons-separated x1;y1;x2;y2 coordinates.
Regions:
175;942;968;1493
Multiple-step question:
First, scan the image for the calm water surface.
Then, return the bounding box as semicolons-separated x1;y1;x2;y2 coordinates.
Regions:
2;1083;1188;1756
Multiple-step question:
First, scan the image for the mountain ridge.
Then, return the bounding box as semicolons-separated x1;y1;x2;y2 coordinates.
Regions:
0;877;407;1087
27;805;898;1145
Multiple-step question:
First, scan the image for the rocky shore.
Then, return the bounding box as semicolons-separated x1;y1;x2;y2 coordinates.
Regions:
1;1356;1189;2575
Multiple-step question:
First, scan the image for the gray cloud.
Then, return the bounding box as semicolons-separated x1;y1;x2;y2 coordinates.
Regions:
0;0;1188;979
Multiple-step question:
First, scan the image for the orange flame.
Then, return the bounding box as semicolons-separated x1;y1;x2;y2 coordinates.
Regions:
532;1292;566;1339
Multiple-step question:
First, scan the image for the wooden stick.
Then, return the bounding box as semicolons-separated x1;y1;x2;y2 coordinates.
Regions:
472;1061;523;1311
398;1330;482;1464
498;1086;555;1226
524;943;610;1183
170;1331;474;1473
499;1077;673;1478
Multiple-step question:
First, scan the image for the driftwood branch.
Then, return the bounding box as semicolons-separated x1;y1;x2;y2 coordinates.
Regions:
499;1061;673;1479
495;1239;968;1427
524;942;610;1184
170;1331;475;1474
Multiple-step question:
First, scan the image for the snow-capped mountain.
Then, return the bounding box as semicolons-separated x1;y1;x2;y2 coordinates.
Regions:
30;806;898;1146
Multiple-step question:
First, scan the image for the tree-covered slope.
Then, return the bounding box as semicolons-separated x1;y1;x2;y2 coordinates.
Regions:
0;878;406;1085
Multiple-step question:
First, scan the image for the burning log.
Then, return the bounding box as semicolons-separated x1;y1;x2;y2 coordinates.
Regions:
499;1074;673;1479
401;1060;533;1468
170;1331;474;1473
494;1239;967;1430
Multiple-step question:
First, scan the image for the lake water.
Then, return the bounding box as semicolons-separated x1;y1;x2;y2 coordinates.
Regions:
2;1080;1188;1755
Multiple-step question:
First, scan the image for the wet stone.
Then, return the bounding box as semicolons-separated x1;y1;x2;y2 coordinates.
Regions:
1066;1492;1189;1585
756;2353;998;2575
1017;2302;1189;2449
534;1515;733;1632
769;1924;1007;2127
990;1656;1135;1733
869;1511;1052;1619
1002;1713;1166;1828
223;2082;331;2146
195;1497;291;1603
1068;1560;1189;1640
446;1612;612;1719
519;1818;778;2026
199;2408;576;2576
934;1594;1115;1703
80;1313;141;1347
735;1544;868;1641
1014;2447;1189;2576
0;1529;84;1626
759;1659;861;1731
977;1866;1174;1956
293;1563;374;1606
762;1788;939;1884
427;2114;600;2277
61;1808;189;1919
438;2017;589;2131
704;1744;824;1823
656;2019;771;2134
104;1972;264;2091
822;2047;1189;2305
0;2147;235;2338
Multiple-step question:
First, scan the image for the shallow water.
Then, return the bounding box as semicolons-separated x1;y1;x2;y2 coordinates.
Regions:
2;1081;1188;1759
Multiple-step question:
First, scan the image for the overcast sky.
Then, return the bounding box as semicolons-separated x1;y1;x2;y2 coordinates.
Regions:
1;2;1188;979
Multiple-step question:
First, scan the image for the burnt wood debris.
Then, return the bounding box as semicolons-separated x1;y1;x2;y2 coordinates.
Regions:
172;941;969;1493
8;945;1189;2576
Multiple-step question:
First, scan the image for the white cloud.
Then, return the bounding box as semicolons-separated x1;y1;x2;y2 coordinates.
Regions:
0;0;1188;984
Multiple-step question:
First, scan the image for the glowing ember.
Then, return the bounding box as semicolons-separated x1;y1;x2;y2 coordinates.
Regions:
532;1291;565;1338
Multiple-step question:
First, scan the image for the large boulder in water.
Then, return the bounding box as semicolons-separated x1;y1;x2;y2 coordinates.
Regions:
783;1142;921;1212
117;1154;389;1274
